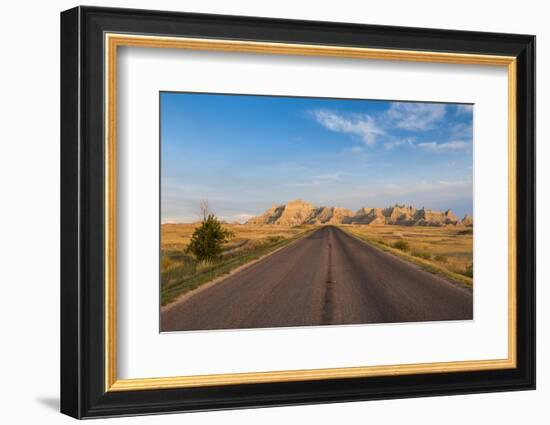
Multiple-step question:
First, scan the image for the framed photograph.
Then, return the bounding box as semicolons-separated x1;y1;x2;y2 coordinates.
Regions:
60;6;535;419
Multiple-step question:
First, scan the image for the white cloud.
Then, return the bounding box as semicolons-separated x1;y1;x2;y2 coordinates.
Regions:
384;137;415;150
417;141;470;152
312;109;385;145
311;103;446;148
384;102;446;131
310;102;470;154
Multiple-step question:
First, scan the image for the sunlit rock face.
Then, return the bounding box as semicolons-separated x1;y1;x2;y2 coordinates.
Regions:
247;201;468;227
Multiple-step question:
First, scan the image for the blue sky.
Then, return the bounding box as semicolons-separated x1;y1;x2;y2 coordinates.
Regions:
161;92;473;223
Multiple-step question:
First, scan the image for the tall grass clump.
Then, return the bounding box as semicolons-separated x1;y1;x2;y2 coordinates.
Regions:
412;251;431;260
393;239;410;252
195;259;216;273
434;254;448;263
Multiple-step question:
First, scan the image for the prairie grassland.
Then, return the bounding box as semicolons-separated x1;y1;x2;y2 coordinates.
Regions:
340;224;473;287
162;223;311;251
161;223;314;306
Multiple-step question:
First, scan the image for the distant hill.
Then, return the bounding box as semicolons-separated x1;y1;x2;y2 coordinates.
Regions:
246;199;473;227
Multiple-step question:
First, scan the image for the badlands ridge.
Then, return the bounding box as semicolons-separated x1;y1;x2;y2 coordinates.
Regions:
246;199;473;227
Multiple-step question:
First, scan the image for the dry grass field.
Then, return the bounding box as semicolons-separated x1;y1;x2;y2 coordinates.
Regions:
340;224;473;287
161;223;315;305
162;223;311;251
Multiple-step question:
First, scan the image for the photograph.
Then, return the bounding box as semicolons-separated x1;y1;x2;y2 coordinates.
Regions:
159;92;474;332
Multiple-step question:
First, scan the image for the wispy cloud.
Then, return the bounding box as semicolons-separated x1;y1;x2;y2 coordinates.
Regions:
311;103;448;149
285;181;322;188
379;179;472;197
413;179;470;192
311;172;341;181
450;122;473;139
417;141;470;152
384;102;446;131
456;104;473;115
384;137;415;150
311;109;385;145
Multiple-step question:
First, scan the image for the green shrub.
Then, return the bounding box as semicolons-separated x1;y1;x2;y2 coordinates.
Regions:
393;239;410;251
412;251;431;260
186;214;234;261
434;254;448;263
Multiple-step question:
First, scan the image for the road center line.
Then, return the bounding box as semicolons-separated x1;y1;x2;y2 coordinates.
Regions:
322;229;336;325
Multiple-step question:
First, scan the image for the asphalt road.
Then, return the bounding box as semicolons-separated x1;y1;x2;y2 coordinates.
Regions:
161;226;473;332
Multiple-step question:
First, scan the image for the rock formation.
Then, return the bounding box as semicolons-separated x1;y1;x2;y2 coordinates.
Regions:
461;214;473;227
247;200;469;227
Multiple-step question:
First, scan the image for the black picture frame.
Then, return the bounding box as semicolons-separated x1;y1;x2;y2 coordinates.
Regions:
61;5;535;419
